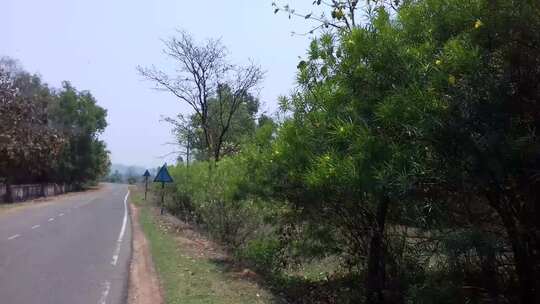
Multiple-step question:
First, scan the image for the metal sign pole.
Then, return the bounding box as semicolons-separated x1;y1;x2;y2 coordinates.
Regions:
160;182;165;215
143;170;151;201
144;176;148;200
153;163;173;216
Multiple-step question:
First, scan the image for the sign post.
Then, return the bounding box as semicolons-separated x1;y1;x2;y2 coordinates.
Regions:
142;170;151;200
153;163;174;215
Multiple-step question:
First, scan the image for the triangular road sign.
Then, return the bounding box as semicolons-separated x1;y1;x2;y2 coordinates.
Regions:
154;163;174;183
143;169;151;177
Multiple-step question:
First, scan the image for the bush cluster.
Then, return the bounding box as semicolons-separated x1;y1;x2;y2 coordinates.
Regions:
156;0;540;303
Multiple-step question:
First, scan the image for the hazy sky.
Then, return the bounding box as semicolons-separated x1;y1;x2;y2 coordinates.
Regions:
2;0;316;168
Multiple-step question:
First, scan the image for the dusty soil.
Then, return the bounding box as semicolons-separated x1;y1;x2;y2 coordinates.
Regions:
128;202;164;304
160;212;229;261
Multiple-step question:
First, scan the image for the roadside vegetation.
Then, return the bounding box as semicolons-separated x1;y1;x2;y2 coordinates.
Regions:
144;1;540;303
131;187;276;304
0;57;110;200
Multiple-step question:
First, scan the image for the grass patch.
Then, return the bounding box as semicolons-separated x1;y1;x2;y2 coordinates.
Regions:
130;188;276;304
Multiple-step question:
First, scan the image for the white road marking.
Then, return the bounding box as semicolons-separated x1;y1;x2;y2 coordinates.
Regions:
59;213;65;217
111;247;120;265
98;280;111;304
111;190;129;266
31;225;40;229
48;218;55;222
118;191;129;243
8;234;20;240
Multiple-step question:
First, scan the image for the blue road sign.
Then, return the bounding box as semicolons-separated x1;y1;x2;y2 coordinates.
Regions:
154;163;174;183
143;169;151;177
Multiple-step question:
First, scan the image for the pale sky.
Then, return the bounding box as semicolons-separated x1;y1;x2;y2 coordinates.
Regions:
2;0;316;168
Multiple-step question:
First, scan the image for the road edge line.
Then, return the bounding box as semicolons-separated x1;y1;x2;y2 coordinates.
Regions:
111;190;130;266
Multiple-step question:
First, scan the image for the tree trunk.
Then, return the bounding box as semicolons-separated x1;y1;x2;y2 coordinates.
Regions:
492;200;539;304
214;141;222;162
186;133;191;167
481;248;499;304
365;196;390;304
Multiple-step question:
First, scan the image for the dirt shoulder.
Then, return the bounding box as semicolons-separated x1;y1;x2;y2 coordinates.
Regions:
128;195;164;304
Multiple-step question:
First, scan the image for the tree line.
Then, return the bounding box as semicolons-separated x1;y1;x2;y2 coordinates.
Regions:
0;57;110;200
143;0;539;303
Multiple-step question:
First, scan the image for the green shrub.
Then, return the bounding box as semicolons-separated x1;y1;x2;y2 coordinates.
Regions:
165;155;275;248
237;237;283;273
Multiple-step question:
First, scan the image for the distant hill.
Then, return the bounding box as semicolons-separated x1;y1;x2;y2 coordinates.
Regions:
106;164;159;184
109;164;147;176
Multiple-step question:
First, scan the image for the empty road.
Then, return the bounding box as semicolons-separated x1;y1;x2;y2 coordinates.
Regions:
0;183;131;304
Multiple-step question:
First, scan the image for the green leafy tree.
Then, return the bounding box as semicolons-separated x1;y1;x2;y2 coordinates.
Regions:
0;62;65;193
271;0;540;302
403;0;540;301
272;20;443;301
168;85;261;161
49;82;110;187
0;58;110;196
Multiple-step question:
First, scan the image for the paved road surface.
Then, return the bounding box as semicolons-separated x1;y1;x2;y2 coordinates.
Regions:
0;183;131;304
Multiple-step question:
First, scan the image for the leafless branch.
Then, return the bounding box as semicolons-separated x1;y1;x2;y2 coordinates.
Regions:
139;31;264;162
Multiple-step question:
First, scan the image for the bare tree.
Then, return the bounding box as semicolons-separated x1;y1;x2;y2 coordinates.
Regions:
138;31;264;162
271;0;400;35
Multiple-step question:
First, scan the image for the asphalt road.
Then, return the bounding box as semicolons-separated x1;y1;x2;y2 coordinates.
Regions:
0;183;131;304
